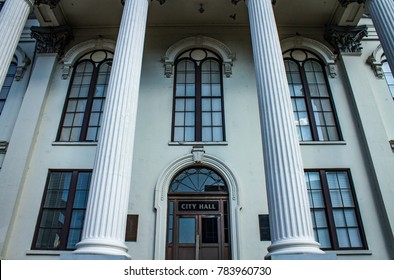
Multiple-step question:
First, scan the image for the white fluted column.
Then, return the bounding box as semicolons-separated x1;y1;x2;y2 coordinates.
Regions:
246;0;323;258
0;0;33;89
74;0;149;258
365;0;394;74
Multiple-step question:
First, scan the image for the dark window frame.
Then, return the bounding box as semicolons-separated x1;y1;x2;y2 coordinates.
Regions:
31;170;92;251
56;50;113;142
0;62;17;116
284;49;342;142
305;169;368;250
171;48;226;142
382;60;394;99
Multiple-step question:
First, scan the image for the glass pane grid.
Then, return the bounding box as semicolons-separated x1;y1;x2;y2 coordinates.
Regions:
58;53;112;142
173;53;224;142
169;167;227;193
34;171;92;250
0;64;17;115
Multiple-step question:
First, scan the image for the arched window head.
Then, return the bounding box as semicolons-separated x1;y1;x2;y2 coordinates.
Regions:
172;49;225;142
169;167;228;193
57;50;113;142
283;49;342;142
0;63;17;116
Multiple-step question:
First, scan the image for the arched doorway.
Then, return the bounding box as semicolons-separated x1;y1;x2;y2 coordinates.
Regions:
166;167;231;260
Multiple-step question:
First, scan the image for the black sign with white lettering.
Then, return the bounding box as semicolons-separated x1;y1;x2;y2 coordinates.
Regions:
178;201;219;212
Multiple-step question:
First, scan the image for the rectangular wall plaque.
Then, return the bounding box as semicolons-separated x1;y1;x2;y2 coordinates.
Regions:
178;201;219;212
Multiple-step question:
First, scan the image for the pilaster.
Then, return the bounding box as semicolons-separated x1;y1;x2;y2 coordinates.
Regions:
246;0;324;258
73;0;149;258
0;53;58;257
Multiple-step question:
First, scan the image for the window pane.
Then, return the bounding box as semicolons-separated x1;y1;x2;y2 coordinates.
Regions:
201;84;211;96
337;228;350;248
317;228;331;249
70;127;81;141
174;127;184;141
202;99;211;111
175;99;185;111
212;112;222;126
86;127;98;141
185;99;195;111
212;127;223;141
212;99;221;111
176;84;185;96
202;112;211;126
89;113;100;126
211;84;221;96
184;127;195;141
174;112;184;126
59;128;71;141
202;217;219;243
186;84;195;96
185;112;195;126
202;127;212;141
178;217;196;244
348;228;363;247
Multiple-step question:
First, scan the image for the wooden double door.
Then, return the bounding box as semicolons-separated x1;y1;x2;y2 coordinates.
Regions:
166;198;231;260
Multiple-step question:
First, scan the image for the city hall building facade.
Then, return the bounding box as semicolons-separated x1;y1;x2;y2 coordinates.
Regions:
0;0;393;260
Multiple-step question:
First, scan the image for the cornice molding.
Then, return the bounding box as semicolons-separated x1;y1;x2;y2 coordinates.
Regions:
30;25;73;55
325;25;368;55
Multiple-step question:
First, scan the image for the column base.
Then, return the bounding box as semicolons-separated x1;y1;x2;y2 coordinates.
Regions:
268;253;337;260
60;253;130;260
73;238;131;259
266;238;325;259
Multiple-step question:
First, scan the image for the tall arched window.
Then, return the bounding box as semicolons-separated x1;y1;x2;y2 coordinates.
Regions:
283;49;341;141
0;62;17;116
382;60;394;99
57;50;113;142
172;49;225;142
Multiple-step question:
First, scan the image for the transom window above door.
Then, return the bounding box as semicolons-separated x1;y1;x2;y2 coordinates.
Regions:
172;49;226;143
169;167;227;193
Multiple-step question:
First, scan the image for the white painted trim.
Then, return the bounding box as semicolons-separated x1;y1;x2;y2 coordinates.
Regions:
61;38;116;79
153;151;242;260
367;44;386;78
162;35;235;78
281;36;337;64
281;36;338;78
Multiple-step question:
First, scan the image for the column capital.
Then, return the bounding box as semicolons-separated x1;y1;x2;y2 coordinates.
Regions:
325;25;368;54
34;0;61;9
30;25;73;55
